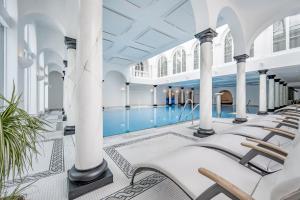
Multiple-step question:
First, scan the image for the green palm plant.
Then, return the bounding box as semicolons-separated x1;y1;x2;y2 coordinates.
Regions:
0;86;46;199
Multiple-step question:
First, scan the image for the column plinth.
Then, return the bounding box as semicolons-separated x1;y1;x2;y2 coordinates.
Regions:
194;28;217;137
233;54;249;123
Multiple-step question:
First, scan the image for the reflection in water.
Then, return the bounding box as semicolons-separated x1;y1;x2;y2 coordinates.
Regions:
103;105;258;137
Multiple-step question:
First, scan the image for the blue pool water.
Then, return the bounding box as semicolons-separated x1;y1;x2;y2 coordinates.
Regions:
103;105;258;137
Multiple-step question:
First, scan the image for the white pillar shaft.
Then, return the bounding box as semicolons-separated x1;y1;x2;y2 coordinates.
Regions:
67;48;77;125
268;78;275;110
199;41;213;130
168;88;172;105
75;0;102;170
153;86;157;105
274;81;280;108
181;89;184;104
259;73;267;112
216;94;222;116
126;84;130;106
191;90;194;103
236;62;247;119
279;84;283;107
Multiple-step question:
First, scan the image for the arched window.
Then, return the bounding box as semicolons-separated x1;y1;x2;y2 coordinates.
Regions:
173;49;186;74
273;20;286;52
193;43;200;69
224;32;233;63
157;56;168;77
289;14;300;49
250;43;254;57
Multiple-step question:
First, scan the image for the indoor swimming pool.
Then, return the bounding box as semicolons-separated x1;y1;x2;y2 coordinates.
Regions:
103;105;258;137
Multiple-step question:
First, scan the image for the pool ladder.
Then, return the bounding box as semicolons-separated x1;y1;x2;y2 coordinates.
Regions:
178;99;199;125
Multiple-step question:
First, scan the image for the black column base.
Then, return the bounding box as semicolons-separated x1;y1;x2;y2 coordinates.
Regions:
274;107;280;110
64;126;75;136
125;105;130;109
233;118;247;124
268;109;275;112
68;160;113;200
153;104;157;107
63;115;67;121
194;128;215;138
257;111;268;115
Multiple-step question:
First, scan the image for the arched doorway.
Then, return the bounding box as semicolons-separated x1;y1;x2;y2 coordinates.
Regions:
220;90;233;105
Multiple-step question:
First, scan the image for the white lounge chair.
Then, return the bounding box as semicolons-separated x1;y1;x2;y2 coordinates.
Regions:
131;135;300;200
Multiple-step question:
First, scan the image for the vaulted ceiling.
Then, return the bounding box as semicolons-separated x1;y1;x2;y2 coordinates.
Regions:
103;0;195;66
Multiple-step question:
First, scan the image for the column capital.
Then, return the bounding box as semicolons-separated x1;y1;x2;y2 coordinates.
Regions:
153;85;157;88
279;81;284;84
233;54;249;63
125;82;130;85
63;70;66;76
258;69;268;75
274;78;280;82
181;87;184;90
283;83;287;86
64;36;77;49
194;28;218;44
191;88;194;90
63;60;68;68
267;75;276;79
168;86;172;89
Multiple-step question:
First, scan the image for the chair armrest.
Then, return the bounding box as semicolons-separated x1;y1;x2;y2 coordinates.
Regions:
263;127;295;140
198;168;254;200
241;142;286;163
276;117;298;123
272;120;298;129
246;137;288;156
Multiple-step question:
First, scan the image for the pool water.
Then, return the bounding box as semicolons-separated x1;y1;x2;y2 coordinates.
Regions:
103;105;258;137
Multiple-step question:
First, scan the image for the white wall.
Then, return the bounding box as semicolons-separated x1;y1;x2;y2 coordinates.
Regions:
48;71;63;110
103;71;126;107
130;84;153;106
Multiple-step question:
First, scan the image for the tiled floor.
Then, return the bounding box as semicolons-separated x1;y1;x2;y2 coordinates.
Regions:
8;113;252;200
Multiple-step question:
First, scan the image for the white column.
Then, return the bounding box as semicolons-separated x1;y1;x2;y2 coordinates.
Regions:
62;61;68;120
279;81;284;107
191;88;194;103
215;93;223;118
180;87;184;105
168;86;172;105
69;0;112;196
126;82;130;108
195;28;217;136
153;85;157;106
258;70;268;115
65;37;77;128
267;75;276;112
233;54;249;123
274;79;280;109
284;84;288;105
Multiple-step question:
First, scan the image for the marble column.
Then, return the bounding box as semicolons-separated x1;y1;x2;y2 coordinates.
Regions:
233;54;249;123
180;87;184;105
62;60;68;121
267;75;276;112
279;81;284;108
257;70;268;115
194;28;217;137
153;85;157;107
274;79;280;110
68;0;113;198
168;86;172;105
64;37;77;135
191;88;194;104
283;83;288;106
125;82;130;108
215;93;223;118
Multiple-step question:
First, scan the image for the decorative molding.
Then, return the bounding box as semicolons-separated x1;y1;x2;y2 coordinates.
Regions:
258;69;268;75
64;37;77;50
103;39;114;50
267;75;276;79
195;28;218;44
125;0;155;8
134;27;176;49
233;54;249;63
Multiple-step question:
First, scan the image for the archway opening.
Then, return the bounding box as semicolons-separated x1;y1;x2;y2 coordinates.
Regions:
219;90;233;105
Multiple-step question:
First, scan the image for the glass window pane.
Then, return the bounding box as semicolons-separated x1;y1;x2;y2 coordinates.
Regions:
273;20;286;52
194;43;200;69
224;32;233;63
290;14;300;49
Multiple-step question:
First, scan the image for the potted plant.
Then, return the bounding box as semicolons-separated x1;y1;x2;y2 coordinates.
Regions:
0;87;46;199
